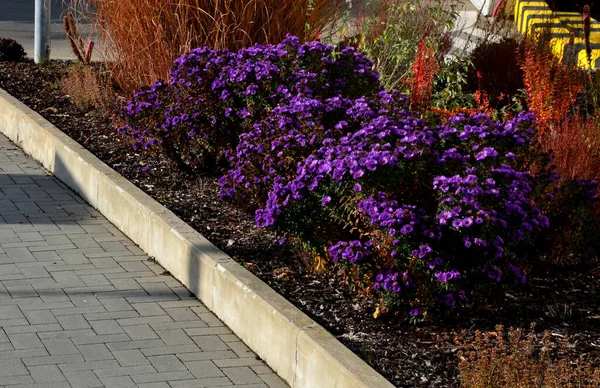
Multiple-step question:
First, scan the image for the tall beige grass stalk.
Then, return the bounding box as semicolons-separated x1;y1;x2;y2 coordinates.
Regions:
83;0;343;94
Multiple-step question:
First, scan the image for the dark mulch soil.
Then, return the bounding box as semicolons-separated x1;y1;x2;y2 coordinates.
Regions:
0;59;598;387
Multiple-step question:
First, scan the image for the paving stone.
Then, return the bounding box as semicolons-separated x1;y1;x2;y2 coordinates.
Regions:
58;360;120;372
83;310;137;321
28;364;67;383
214;358;265;368
147;354;187;372
57;315;90;330
112;349;151;367
168;378;233;388
98;375;138;388
121;324;158;341
117;315;173;326
89;319;124;335
71;334;131;345
17;231;45;242
184;328;232;337
79;274;110;287
67;294;102;308
227;342;255;358
222;367;263;385
107;339;165;351
20;265;51;279
71;238;101;250
0;375;35;385
76;344;114;361
0;318;30;326
132;302;166;317
131;371;195;384
137;383;171;388
40;338;79;355
94;365;156;378
0;305;26;319
0;359;29;375
183;361;225;379
150;321;208;332
23;354;84;367
8;333;44;349
108;278;143;291
177;351;238;362
51;306;105;317
193;336;229;352
142;344;201;357
195;313;225;327
0;263;22;275
250;366;271;375
89;258;120;269
37;329;96;339
219;335;239;343
259;373;288;388
164;307;201;322
5;284;37;298
5;247;36;262
63;370;103;388
155;329;196;346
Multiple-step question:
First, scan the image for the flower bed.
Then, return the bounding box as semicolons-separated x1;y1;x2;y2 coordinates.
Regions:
1;8;599;383
119;36;597;323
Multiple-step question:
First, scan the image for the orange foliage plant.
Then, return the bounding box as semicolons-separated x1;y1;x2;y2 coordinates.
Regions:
519;33;583;134
408;39;439;111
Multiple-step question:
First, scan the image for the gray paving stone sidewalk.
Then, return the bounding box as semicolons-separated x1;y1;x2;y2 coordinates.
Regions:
0;134;287;388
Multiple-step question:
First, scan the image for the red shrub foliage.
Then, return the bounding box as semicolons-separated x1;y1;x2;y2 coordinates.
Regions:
408;39;439;111
519;33;583;133
545;112;600;181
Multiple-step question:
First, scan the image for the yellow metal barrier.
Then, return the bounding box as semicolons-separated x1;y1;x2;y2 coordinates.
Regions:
514;0;600;68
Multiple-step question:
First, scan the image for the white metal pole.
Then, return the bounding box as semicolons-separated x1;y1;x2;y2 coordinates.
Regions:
34;0;51;64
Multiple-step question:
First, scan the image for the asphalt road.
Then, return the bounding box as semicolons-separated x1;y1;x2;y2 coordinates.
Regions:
0;0;71;22
0;0;98;60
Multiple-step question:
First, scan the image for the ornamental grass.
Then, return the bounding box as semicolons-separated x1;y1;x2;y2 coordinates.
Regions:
85;0;344;94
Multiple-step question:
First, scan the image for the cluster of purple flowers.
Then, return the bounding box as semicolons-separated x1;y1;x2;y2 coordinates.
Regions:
248;91;435;227
121;35;568;319
357;193;421;236
121;35;380;171
373;270;415;293
574;177;598;199
219;85;550;317
327;240;372;263
435;269;461;283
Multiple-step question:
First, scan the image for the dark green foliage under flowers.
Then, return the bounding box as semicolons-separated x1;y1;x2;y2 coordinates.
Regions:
0;37;26;62
537;176;600;268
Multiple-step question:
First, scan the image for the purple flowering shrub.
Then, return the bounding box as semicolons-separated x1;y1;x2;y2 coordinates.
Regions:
120;35;599;320
119;35;380;173
220;83;558;319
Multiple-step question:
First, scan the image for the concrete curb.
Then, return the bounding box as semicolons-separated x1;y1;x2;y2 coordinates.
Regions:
0;87;395;388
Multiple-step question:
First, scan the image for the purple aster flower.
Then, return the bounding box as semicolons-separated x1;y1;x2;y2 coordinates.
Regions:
444;294;456;307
